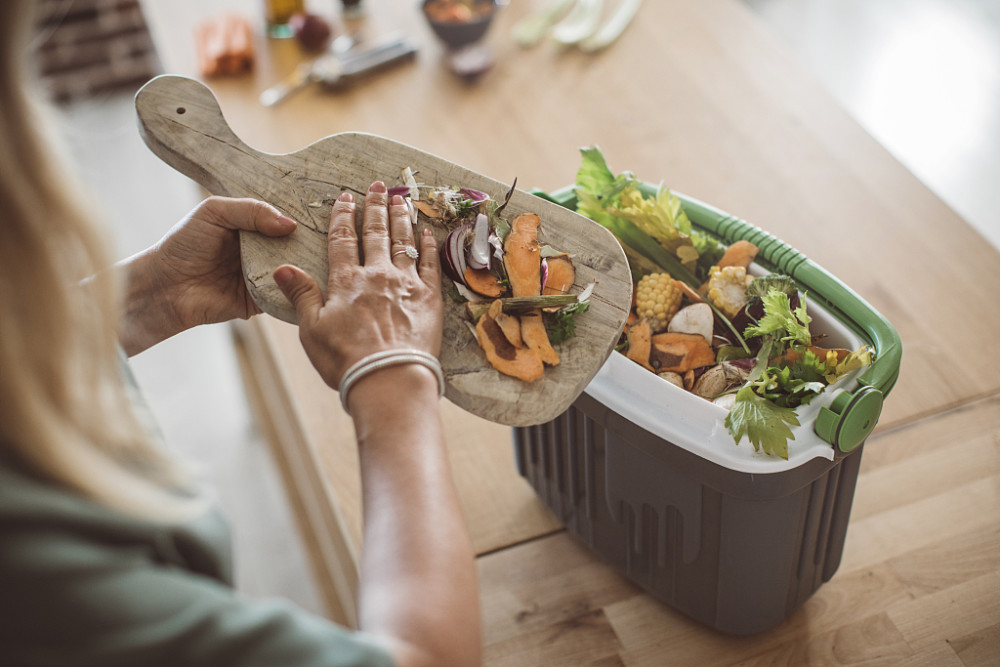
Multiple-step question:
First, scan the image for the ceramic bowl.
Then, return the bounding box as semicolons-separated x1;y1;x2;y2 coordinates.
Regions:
422;0;497;49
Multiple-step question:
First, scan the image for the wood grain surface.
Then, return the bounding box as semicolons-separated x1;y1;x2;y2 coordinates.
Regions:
139;0;1000;663
136;74;632;426
476;395;1000;666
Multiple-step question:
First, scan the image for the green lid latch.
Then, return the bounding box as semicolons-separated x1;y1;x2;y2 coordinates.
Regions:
815;386;884;452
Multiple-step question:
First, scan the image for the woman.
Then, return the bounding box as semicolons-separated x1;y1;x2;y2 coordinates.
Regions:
0;1;481;665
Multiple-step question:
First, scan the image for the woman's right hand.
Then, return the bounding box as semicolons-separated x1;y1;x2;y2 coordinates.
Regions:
272;181;443;393
274;182;481;667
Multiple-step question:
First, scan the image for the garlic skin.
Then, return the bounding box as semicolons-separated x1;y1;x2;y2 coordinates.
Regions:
668;303;714;344
657;371;684;389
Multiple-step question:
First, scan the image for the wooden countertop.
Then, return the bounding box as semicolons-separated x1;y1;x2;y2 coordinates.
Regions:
141;0;1000;663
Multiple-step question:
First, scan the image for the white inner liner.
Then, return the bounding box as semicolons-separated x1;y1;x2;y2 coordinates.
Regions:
584;263;867;474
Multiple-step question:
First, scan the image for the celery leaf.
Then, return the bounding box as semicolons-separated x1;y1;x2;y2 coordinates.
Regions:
576;146;618;196
724;385;799;459
744;289;812;348
546;301;591;345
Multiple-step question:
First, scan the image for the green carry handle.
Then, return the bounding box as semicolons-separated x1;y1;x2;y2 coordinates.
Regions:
533;185;902;453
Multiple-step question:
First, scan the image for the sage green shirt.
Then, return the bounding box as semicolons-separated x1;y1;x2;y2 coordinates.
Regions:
0;357;394;666
0;459;395;667
0;455;399;667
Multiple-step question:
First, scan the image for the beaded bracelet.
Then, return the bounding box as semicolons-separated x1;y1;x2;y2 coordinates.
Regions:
338;349;445;415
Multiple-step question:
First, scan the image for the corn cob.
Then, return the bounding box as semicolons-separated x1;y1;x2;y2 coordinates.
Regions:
706;265;753;318
636;272;682;332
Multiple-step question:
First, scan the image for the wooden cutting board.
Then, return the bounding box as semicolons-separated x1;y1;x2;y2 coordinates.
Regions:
135;75;632;426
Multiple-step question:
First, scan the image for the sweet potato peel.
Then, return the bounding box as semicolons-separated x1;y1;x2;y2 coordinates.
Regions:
464;266;503;297
520;310;560;366
474;300;544;382
650;332;716;373
541;254;576;313
493;303;523;348
626;319;654;371
503;213;560;367
504;213;542;298
716;240;759;269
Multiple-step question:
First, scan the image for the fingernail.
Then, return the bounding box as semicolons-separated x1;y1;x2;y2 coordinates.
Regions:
277;215;297;229
338;191;353;202
273;265;294;287
369;181;387;194
391;194;405;206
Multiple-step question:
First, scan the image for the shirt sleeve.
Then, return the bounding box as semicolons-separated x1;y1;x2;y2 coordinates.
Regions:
0;524;396;667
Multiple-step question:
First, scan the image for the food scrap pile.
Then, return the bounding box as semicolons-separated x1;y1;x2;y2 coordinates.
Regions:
390;171;593;383
562;147;875;459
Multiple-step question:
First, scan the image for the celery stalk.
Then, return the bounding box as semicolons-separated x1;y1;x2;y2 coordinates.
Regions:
512;0;577;48
580;0;642;52
551;0;603;46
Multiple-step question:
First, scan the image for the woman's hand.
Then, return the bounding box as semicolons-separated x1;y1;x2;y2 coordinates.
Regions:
276;183;481;667
273;182;443;394
118;197;297;356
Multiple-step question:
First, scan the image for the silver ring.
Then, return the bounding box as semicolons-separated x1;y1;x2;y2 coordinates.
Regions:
392;245;419;260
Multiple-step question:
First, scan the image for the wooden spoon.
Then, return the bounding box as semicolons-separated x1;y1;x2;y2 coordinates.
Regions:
135;74;632;426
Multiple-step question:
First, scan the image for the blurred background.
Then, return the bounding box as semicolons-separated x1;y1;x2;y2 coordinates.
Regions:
35;0;1000;615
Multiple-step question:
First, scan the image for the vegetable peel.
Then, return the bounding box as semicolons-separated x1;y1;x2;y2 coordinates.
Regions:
475;300;545;382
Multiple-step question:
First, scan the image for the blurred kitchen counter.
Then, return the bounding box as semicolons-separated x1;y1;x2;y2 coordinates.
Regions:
141;0;1000;663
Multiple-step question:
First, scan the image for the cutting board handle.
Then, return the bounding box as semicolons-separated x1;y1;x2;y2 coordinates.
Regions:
135;75;261;196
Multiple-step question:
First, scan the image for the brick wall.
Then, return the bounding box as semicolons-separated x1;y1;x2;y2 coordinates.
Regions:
33;0;161;101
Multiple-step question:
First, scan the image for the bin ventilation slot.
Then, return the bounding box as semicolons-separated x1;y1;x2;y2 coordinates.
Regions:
605;430;702;565
581;413;597;523
513;409;603;541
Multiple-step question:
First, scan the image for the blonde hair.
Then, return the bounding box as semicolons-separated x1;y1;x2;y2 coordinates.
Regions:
0;0;200;520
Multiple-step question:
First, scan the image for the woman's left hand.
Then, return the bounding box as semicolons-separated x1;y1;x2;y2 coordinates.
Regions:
119;196;297;355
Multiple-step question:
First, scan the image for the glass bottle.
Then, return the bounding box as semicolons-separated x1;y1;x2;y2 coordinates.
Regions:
264;0;306;38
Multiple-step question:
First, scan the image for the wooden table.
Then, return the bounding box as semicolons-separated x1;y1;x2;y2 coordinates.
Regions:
141;1;1000;663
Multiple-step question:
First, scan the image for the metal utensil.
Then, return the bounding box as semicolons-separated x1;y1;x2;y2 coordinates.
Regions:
259;33;357;107
316;37;417;88
260;36;416;107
